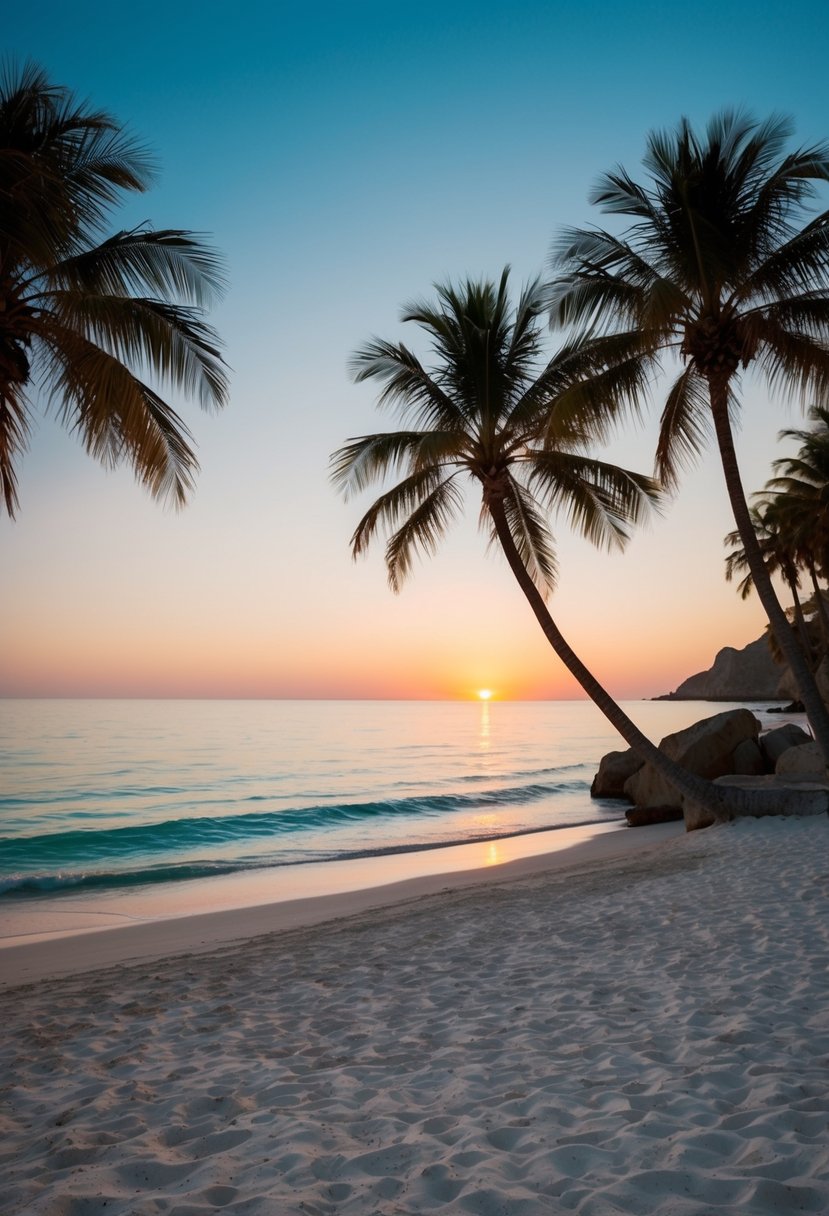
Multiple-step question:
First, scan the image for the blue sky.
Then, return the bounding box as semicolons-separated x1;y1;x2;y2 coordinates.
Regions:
2;0;829;698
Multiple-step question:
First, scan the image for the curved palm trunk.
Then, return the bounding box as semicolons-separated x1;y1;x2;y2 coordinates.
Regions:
488;499;756;818
709;381;829;766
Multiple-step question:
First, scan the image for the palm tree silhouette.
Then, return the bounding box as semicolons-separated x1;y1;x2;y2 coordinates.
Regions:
0;63;228;516
332;269;752;816
770;405;829;643
724;500;814;665
550;109;829;766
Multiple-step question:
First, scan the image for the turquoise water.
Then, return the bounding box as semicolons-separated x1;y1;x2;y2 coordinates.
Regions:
0;698;786;898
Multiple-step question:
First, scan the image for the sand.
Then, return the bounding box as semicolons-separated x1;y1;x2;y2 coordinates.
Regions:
2;816;828;1215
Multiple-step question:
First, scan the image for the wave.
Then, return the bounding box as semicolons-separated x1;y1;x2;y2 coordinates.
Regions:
0;778;590;870
0;815;622;897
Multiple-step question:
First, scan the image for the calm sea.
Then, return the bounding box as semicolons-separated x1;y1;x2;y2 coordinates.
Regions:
0;698;791;900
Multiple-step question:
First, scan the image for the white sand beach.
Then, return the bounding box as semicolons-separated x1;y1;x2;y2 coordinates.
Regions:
2;816;828;1215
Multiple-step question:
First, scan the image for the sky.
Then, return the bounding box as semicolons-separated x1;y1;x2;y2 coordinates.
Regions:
2;0;829;701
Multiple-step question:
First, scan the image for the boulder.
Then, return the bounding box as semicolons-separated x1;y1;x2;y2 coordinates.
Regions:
759;723;812;767
684;773;829;831
624;708;761;812
590;749;642;799
776;741;825;779
731;738;767;776
625;806;684;827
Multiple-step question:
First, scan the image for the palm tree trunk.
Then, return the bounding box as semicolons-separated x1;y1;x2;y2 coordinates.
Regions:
807;560;829;648
709;379;829;767
488;498;752;818
783;560;814;667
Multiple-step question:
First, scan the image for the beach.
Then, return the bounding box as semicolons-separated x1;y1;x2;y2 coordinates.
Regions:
2;815;828;1215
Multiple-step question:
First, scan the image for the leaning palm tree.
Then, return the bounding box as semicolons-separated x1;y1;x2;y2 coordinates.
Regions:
0;62;228;517
550;109;829;766
332;269;759;817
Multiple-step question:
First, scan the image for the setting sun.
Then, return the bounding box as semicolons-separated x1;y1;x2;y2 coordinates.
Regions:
477;689;493;700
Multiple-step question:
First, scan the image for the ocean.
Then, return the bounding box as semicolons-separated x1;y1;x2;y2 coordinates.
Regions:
0;698;792;901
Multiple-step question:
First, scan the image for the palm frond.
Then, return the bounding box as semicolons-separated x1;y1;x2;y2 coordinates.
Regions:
528;450;661;549
495;475;559;594
655;365;712;488
37;328;199;507
535;334;658;448
383;475;465;592
350;339;467;431
348;466;448;559
0;389;31;515
43;229;227;305
40;292;228;408
754;319;829;406
330;430;461;498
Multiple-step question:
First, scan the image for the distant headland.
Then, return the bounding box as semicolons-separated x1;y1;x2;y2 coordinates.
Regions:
655;635;787;702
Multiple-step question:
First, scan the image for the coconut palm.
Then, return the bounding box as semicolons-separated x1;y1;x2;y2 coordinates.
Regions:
769;405;829;640
550;109;829;766
332;269;761;816
0;62;228;517
724;499;814;663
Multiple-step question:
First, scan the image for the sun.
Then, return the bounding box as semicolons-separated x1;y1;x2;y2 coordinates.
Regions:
477;689;493;701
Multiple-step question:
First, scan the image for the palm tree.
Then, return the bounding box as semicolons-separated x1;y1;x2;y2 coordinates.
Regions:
769;406;829;642
550;109;829;767
724;499;814;664
0;62;228;517
331;269;762;817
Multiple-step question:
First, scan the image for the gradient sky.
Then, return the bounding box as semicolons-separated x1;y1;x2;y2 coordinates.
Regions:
2;0;828;700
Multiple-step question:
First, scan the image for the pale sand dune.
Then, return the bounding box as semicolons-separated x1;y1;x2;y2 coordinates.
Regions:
2;817;828;1215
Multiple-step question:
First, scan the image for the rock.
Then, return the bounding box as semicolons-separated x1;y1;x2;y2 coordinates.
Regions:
759;723;813;767
684;773;829;830
776;665;801;702
624;708;761;811
731;738;767;776
625;806;684;827
776;741;825;778
657;636;785;701
768;700;805;714
590;749;642;799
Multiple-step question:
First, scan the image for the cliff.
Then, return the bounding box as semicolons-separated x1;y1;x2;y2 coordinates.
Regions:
657;635;786;701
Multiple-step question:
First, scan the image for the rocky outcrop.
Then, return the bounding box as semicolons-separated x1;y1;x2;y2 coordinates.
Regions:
591;709;827;830
590;749;643;798
657;636;785;701
623;709;761;812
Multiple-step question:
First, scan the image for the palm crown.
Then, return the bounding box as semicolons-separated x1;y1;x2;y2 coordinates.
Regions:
551;109;829;485
330;270;659;592
0;62;228;516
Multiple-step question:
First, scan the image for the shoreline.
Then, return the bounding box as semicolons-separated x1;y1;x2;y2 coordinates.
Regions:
1;819;681;988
